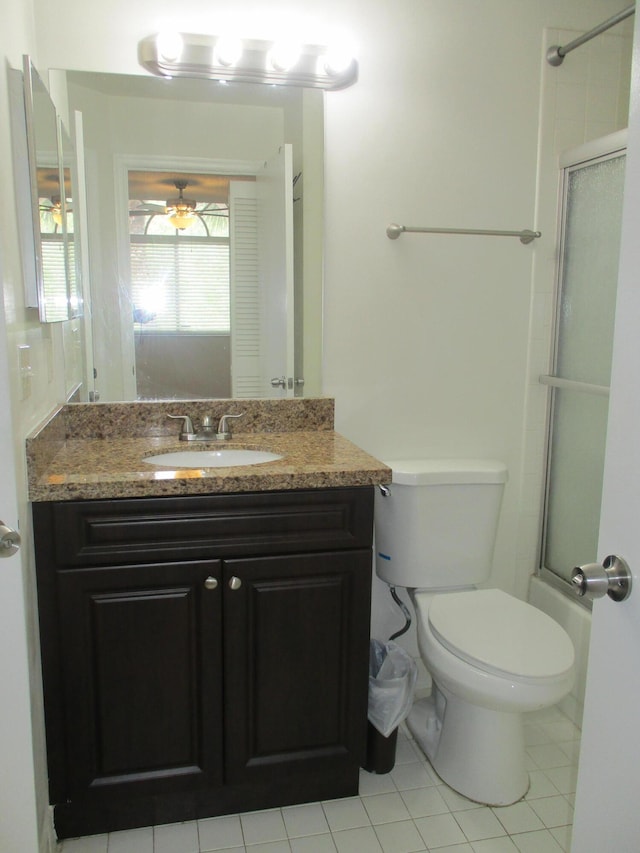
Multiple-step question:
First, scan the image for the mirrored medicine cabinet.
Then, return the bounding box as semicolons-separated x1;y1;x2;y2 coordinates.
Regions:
20;57;83;324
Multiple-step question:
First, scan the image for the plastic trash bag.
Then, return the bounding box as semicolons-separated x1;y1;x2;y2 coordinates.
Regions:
367;639;418;737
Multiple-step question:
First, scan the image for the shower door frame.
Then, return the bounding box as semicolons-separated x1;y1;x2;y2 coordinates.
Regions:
538;129;627;601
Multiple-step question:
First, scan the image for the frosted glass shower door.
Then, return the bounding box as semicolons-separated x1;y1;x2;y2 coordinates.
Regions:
542;144;626;585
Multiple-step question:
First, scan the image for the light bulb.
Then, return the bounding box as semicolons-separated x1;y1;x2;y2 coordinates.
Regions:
321;44;355;76
214;36;243;67
156;31;183;63
267;41;301;72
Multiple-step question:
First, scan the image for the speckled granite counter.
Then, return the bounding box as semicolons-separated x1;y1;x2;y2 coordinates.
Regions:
27;399;391;502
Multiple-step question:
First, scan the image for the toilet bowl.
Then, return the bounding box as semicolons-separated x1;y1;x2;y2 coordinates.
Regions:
374;458;576;806
407;588;575;805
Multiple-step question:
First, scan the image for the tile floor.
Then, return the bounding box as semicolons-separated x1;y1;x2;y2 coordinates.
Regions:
57;705;580;853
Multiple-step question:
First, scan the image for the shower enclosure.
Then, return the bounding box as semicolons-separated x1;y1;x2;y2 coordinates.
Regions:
540;132;626;591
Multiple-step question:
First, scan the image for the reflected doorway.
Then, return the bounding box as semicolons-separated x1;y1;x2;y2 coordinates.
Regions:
128;170;250;399
121;150;295;401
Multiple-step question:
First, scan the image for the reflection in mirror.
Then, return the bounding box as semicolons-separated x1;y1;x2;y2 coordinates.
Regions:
61;71;324;403
129;170;251;399
59;123;82;318
23;58;73;322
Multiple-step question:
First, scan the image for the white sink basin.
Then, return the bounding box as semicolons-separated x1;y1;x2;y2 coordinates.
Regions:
143;449;283;468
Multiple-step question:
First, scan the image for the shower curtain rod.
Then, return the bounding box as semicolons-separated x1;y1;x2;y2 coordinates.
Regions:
386;223;541;245
547;4;635;66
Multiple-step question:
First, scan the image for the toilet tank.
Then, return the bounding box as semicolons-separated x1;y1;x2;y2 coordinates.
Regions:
375;459;508;589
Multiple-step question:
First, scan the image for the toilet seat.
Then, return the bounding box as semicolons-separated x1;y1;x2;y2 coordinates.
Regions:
427;589;575;680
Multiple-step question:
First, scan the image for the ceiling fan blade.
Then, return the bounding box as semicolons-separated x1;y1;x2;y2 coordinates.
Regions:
129;203;167;214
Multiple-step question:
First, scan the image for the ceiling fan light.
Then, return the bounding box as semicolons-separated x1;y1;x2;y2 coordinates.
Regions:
50;195;64;227
165;180;197;229
166;207;198;230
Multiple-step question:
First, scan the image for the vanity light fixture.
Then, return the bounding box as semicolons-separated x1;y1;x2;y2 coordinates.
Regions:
138;32;358;90
165;180;197;230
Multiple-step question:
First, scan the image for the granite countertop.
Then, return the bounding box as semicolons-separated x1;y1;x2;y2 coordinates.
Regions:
28;431;390;501
27;400;391;502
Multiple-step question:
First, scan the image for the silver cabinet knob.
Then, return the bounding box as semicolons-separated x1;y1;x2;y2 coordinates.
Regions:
204;576;218;590
0;522;21;558
228;576;242;591
571;554;632;602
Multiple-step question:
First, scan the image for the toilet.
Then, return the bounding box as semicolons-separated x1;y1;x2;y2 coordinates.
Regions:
375;459;575;806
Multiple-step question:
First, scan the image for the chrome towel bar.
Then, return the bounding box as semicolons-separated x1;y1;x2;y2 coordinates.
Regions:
386;223;541;245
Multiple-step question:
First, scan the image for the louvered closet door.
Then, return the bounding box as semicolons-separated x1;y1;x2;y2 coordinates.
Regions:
230;181;263;397
229;145;294;398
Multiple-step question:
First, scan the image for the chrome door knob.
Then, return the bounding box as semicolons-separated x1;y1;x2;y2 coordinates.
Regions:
204;576;218;590
0;522;21;558
228;576;242;591
571;555;632;602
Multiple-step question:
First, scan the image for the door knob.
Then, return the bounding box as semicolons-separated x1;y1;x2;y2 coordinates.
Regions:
228;576;242;591
571;554;632;602
204;576;218;590
0;522;21;558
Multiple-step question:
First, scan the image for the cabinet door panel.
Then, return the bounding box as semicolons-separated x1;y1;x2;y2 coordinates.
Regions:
223;551;371;784
57;561;223;800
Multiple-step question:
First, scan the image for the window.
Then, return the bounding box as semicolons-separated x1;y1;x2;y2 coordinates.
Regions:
129;199;230;334
39;199;74;321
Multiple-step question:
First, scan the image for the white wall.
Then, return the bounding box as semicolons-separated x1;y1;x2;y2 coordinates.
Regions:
0;0;632;846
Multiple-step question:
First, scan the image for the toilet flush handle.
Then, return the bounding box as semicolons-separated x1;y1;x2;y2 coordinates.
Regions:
571;555;632;602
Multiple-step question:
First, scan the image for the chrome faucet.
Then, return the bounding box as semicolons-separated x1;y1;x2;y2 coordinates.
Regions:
167;412;244;441
167;414;196;440
215;413;243;440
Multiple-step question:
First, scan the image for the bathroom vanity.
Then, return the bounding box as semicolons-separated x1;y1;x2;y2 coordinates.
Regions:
28;399;389;838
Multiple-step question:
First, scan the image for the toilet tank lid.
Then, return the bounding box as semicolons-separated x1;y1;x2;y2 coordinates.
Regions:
384;459;508;486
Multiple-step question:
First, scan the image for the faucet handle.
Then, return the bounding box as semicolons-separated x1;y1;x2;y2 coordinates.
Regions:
167;414;196;440
217;413;243;440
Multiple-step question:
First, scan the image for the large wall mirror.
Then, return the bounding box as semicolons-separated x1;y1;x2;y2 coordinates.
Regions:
55;70;324;403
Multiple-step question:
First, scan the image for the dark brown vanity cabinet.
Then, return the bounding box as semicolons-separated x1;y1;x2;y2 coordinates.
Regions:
32;487;374;838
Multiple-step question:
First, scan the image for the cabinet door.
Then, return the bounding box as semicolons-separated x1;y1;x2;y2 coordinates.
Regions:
57;560;223;801
223;551;371;788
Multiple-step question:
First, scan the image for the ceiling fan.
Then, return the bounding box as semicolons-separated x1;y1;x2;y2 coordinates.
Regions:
164;180;197;230
128;177;229;232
